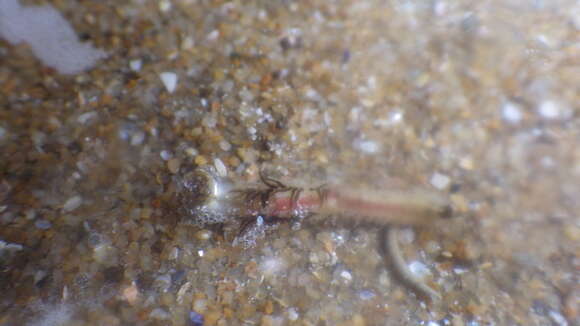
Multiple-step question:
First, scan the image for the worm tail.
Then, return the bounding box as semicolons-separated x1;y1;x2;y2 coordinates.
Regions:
378;227;441;301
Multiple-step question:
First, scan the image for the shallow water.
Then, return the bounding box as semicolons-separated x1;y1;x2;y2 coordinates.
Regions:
1;1;578;325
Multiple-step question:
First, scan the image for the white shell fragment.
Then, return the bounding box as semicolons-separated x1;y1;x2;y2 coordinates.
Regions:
159;72;178;93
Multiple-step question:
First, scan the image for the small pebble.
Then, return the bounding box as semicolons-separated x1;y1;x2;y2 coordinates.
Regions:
548;310;568;326
122;282;139;305
430;172;451;190
167;158;181;174
538;99;569;120
501;101;523;124
185;147;198;157
195;155;208;166
159;0;172;12
34;219;52;230
189;311;204;326
160;72;178;93
359;289;376;300
195;230;212;241
129;59;142;71
214;158;227;177
193;298;207;313
219;140;232;151
160;150;172;160
287;307;299;321
409;261;430;278
63;195;82;212
130;131;145;146
77;111;97;124
353;138;381;154
340;270;352;282
150;308;170;320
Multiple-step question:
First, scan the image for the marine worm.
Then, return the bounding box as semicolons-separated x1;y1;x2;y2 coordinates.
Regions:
183;168;451;300
379;227;442;301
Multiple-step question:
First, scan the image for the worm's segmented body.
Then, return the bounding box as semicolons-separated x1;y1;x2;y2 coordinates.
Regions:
179;168;452;301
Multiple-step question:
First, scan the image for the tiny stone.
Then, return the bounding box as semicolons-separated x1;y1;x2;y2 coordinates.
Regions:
34;219;52;230
160;72;178;93
159;0;171;12
122;282;139;305
340;270;352;281
359;289;376;300
353;138;381;154
129;59;142;71
430;173;451;190
25;209;36;220
219;140;232;151
501;101;523;124
77;111;96;124
167;158;181;174
287;307;299;321
194;155;208;166
193;298;207;313
185;147;198;157
214;158;227;177
548;310;568;326
538;99;567;120
459;157;474;170
130;131;145;146
409;261;430;278
195;230;212;240
160;150;172;161
203;310;221;325
189;311;204;326
63;195;82;212
351;314;366;326
150;308;170;320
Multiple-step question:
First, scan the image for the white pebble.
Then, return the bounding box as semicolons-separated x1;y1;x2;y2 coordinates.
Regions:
63;195;82;212
409;261;430;278
185;147;198;157
501;101;523;124
159;72;178;93
260;256;285;276
129;59;142;71
548;310;569;326
160;150;172;161
353;139;381;154
214;158;227;177
77;111;97;124
430;172;450;190
287;307;299;321
130;131;145;146
538;99;569;120
158;0;171;12
219;140;232;151
149;308;170;320
192;298;207;313
340;270;352;281
206;30;219;41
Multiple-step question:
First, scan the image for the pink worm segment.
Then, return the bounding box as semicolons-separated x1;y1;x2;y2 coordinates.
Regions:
268;190;323;216
266;186;447;225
